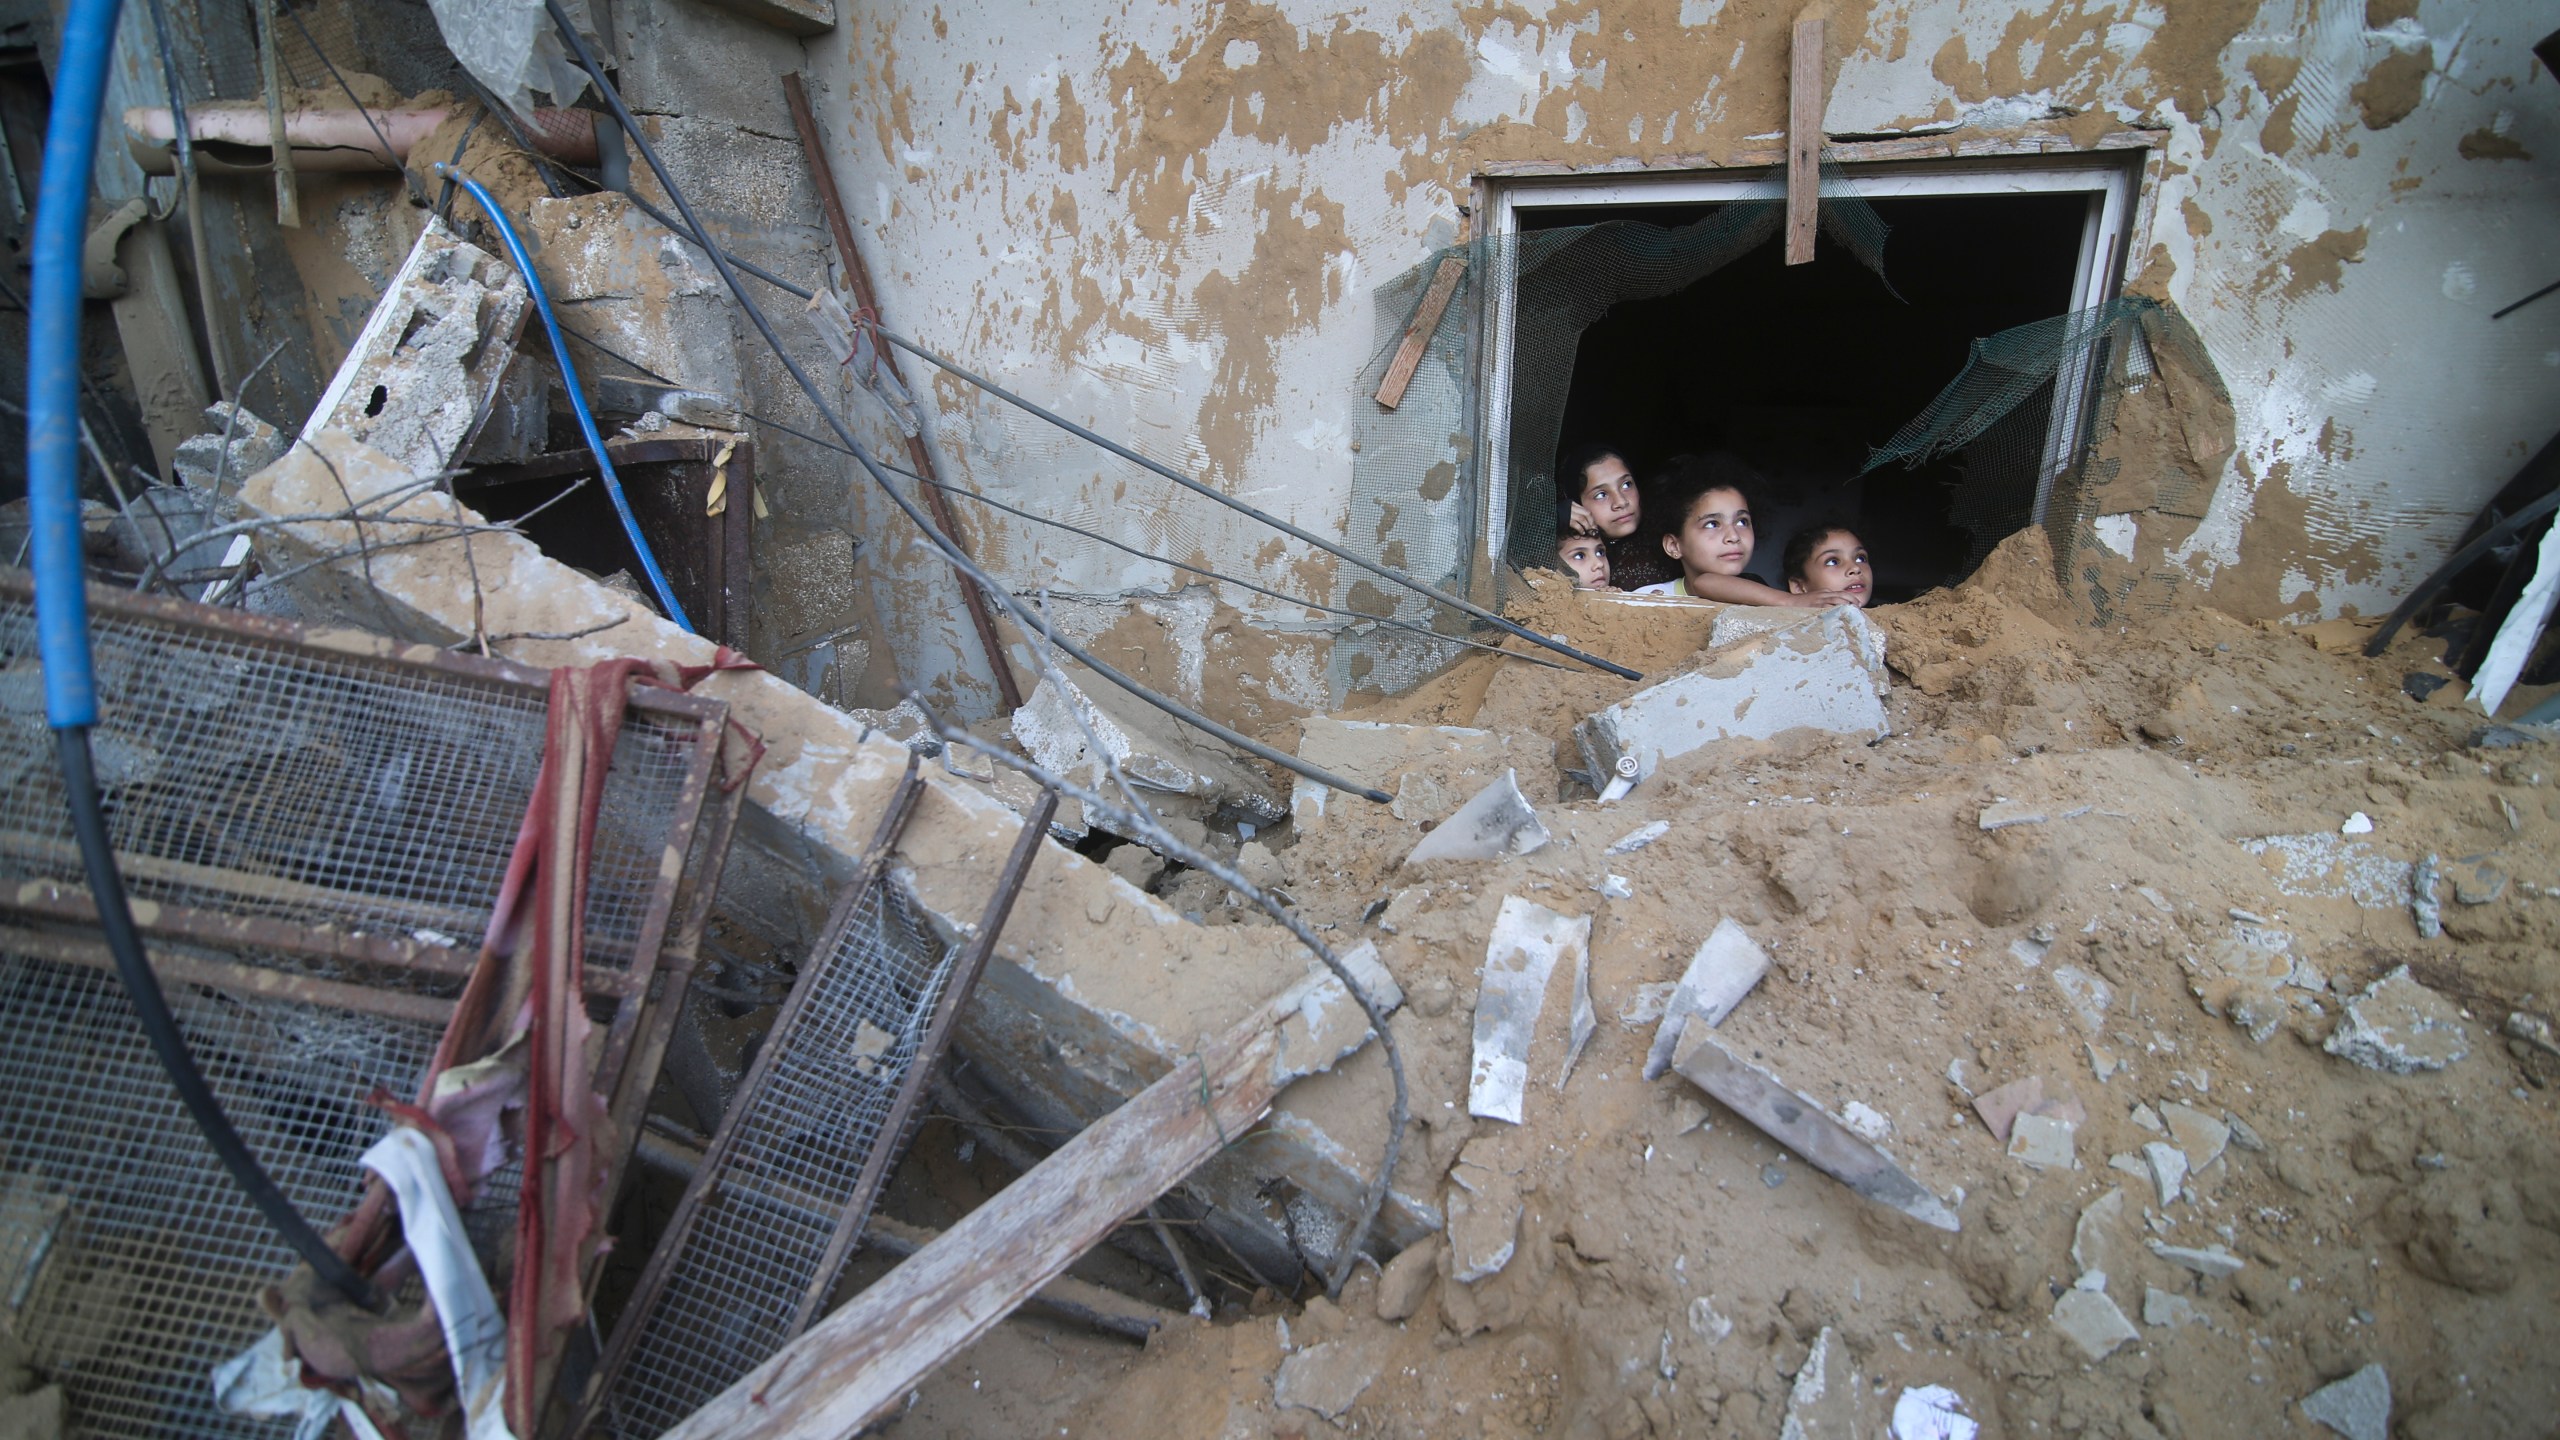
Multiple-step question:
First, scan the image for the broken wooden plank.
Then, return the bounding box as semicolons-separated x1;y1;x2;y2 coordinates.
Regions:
656;968;1361;1440
1786;15;1824;265
1670;1023;1958;1231
1374;256;1467;410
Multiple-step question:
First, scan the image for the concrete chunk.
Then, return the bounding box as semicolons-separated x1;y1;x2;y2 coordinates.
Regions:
2143;1286;2203;1328
2051;1287;2139;1360
1013;669;1282;824
1290;716;1540;829
2299;1363;2390;1440
1469;897;1590;1123
1372;1234;1440;1321
1446;1159;1523;1283
1778;1327;1862;1440
2146;1240;2245;1277
2159;1101;2230;1170
1274;1338;1383;1418
2072;1188;2124;1274
2324;965;2469;1073
2007;1112;2077;1170
1575;606;1888;784
1641;917;1771;1080
1405;769;1551;864
2142;1142;2189;1206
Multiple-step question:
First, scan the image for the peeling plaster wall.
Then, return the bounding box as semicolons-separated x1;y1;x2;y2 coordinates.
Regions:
803;0;2559;721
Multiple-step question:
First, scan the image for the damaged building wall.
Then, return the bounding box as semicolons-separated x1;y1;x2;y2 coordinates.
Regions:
803;0;2560;722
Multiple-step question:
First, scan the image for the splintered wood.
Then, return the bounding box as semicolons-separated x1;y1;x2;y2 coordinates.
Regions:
656;981;1318;1440
1786;14;1825;266
1374;256;1467;409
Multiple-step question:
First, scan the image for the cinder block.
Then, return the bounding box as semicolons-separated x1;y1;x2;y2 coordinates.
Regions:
1575;606;1888;783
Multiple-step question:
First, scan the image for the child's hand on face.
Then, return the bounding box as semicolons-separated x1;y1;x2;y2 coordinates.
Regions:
1568;501;1598;536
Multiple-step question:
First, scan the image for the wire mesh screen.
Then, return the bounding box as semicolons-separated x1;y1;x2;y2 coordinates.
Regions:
0;582;707;969
1861;296;2225;580
187;0;469;105
595;878;957;1439
0;949;440;1440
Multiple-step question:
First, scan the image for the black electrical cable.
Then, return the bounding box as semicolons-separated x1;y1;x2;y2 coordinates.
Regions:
541;0;1395;807
57;728;385;1309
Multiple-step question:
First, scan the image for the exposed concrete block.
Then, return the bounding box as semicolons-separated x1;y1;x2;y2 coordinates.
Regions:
2324;965;2470;1073
527;192;742;394
300;218;528;481
1574;606;1888;783
1012;668;1283;824
1291;716;1545;829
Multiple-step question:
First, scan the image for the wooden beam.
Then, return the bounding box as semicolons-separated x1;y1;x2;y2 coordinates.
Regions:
1786;14;1824;266
654;978;1321;1440
1373;256;1467;410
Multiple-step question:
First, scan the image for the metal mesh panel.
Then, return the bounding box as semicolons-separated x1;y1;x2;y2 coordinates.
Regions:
597;880;956;1439
0;589;701;968
0;950;439;1440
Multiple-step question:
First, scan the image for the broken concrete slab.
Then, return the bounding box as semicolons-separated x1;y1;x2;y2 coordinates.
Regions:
1574;605;1888;785
2051;1287;2139;1361
1971;1076;2045;1144
2007;1112;2077;1170
2072;1188;2124;1274
1469;897;1591;1123
2143;1142;2189;1206
1372;1234;1440;1321
1606;820;1670;854
2143;1286;2203;1328
2147;1240;2245;1278
1641;916;1771;1080
1012;668;1282;826
2299;1363;2390;1440
1445;1161;1524;1283
2239;832;2412;910
2158;1101;2230;1170
2324;966;2470;1074
1778;1327;1862;1440
1290;716;1545;829
1405;769;1551;864
1273;1338;1383;1419
1669;1025;1959;1231
2051;964;2114;1033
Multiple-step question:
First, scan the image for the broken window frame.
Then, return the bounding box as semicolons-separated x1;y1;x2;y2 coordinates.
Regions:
1472;146;2153;567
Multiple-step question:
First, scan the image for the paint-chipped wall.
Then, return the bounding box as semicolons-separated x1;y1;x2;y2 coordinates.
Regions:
801;0;2558;724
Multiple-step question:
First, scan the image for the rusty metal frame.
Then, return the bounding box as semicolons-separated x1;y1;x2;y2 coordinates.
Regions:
787;785;1056;1332
577;752;931;1436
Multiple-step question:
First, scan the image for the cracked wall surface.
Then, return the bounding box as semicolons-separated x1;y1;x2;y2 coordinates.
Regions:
800;0;2559;723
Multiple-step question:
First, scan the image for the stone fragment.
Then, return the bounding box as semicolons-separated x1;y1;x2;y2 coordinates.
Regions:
2146;1240;2245;1277
2342;811;2374;835
2007;1112;2077;1170
1445;1164;1523;1283
1372;1235;1440;1321
1841;1101;1892;1142
1607;820;1671;854
2226;1113;2268;1152
1290;716;1535;830
1778;1327;1862;1440
1406;770;1552;864
1273;1338;1384;1418
2143;1142;2189;1205
1687;1294;1734;1341
2299;1363;2391;1440
2143;1286;2203;1328
1971;1076;2044;1143
1594;873;1633;899
2107;1152;2148;1180
1642;917;1771;1080
2130;1103;2164;1132
2449;858;2507;905
2324;966;2470;1074
2051;1287;2139;1360
2411;854;2443;938
2087;1043;2119;1082
2159;1101;2230;1170
1576;607;1888;785
2052;964;2114;1032
1013;669;1282;825
2072;1188;2124;1274
1469;897;1590;1122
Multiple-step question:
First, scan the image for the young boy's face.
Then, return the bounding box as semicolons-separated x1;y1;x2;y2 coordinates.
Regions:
1789;530;1871;606
1557;533;1611;589
1577;457;1641;539
1662;486;1753;579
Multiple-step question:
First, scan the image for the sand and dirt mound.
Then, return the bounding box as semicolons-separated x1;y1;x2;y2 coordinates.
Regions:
892;531;2560;1440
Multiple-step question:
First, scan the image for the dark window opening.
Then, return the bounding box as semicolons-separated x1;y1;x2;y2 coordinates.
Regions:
1533;192;2094;602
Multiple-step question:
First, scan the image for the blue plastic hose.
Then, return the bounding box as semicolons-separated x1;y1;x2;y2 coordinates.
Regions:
27;0;382;1310
435;165;695;633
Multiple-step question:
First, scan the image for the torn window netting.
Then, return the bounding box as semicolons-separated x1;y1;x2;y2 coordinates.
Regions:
1332;165;1893;701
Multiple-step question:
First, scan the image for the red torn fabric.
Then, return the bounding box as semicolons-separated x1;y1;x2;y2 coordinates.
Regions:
284;649;764;1436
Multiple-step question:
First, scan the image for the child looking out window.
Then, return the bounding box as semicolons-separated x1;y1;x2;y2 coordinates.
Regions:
1558;442;1677;591
1632;454;1856;608
1555;528;1614;590
1782;523;1871;607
